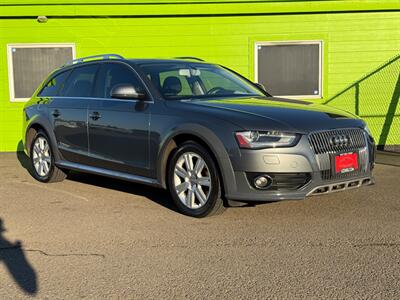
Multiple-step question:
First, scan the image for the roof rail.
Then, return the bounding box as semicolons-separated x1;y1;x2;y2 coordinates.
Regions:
64;54;124;67
174;56;204;62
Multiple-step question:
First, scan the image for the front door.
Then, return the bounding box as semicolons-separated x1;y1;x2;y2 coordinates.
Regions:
87;62;151;177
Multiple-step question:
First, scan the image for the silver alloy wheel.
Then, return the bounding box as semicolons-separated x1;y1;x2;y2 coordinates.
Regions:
173;152;212;209
32;137;51;177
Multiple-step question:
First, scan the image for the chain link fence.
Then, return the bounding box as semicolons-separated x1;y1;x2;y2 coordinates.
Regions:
326;54;400;152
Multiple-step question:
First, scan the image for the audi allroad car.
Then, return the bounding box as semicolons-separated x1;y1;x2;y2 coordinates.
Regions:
23;54;375;217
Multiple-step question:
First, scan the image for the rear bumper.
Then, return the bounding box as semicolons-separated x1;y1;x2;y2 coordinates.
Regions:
224;133;375;202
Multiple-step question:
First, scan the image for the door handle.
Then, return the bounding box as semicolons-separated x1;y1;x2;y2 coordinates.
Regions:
52;109;61;118
89;111;101;121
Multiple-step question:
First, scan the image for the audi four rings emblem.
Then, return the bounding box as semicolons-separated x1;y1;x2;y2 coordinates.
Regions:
330;134;351;147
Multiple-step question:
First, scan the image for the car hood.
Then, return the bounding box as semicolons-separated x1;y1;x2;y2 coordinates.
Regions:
182;96;363;133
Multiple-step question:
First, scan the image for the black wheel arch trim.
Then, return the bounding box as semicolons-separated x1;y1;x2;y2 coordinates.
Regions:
156;123;237;195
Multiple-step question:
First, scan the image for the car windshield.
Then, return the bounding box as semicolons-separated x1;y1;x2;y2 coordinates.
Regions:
138;62;265;100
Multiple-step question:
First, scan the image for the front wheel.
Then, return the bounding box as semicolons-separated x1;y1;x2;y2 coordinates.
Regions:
167;142;225;217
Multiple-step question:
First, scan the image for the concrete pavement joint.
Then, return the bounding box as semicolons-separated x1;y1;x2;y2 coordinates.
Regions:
0;246;105;259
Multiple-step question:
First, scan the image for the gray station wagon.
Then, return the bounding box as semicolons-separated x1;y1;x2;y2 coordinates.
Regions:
23;54;375;217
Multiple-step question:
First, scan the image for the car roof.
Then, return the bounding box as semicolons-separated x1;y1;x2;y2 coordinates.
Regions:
127;58;211;65
54;57;214;76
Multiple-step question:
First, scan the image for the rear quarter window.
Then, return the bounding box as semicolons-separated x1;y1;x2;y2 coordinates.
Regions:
38;70;71;97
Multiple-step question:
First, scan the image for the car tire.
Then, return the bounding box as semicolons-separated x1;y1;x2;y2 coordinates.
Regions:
167;141;226;217
30;130;67;183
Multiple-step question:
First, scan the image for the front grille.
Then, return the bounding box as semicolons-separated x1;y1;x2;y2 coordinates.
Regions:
320;167;365;181
308;128;369;181
308;128;366;155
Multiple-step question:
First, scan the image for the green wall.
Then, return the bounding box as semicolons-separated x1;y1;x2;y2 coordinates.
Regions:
0;0;399;151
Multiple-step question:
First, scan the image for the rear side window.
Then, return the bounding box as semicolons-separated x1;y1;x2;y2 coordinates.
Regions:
38;70;71;97
61;64;99;97
96;63;145;98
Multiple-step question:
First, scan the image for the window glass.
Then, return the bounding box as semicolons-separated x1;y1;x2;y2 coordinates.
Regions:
257;43;321;97
38;70;71;97
159;70;192;95
139;63;262;100
99;63;145;98
200;69;248;94
9;45;74;100
61;64;99;97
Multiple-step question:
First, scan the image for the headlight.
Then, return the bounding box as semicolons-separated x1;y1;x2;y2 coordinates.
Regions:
235;131;299;149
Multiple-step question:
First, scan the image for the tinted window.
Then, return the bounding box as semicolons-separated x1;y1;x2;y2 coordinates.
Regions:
139;63;262;100
38;70;71;97
200;69;249;94
61;64;99;97
97;63;145;98
9;46;73;99
257;43;321;97
159;70;192;95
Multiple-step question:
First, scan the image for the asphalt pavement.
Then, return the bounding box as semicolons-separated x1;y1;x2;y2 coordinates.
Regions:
0;152;399;299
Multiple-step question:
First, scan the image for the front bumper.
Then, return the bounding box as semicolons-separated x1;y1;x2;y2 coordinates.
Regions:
225;132;375;202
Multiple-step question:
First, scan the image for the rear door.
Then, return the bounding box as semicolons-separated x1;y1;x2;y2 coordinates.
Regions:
48;64;99;163
87;62;151;176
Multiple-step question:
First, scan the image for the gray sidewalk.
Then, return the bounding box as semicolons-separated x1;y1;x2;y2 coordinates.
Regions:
376;150;400;167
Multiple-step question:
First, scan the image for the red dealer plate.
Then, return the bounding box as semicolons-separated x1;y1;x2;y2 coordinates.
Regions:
335;152;359;174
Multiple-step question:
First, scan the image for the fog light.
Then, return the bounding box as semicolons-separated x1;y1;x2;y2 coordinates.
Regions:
254;175;272;189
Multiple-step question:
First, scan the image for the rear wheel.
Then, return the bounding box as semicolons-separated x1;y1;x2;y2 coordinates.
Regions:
30;130;67;183
168;141;225;217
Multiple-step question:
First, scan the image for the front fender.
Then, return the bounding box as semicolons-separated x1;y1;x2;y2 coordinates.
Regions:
156;123;238;195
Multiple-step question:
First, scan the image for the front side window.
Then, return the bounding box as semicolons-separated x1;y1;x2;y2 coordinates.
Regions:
61;64;99;97
38;70;72;97
139;62;263;100
159;70;193;96
256;41;322;98
7;44;75;102
97;63;145;98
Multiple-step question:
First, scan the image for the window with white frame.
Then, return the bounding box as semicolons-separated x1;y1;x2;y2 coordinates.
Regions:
7;43;75;102
255;41;322;98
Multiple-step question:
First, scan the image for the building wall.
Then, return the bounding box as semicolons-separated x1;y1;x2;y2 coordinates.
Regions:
0;0;399;151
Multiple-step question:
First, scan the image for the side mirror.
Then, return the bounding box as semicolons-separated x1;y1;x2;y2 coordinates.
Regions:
254;82;267;92
111;84;147;100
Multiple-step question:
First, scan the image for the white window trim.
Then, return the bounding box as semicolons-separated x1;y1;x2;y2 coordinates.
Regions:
7;43;76;102
254;40;323;99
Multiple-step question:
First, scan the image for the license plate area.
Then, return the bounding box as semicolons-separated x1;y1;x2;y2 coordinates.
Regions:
334;152;359;174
